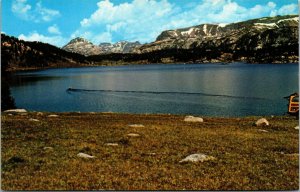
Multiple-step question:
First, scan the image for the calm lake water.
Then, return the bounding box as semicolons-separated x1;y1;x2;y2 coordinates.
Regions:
10;63;298;117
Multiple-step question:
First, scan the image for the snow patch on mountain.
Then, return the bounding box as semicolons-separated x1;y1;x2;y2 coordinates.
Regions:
277;16;299;23
254;23;279;28
218;23;228;27
181;28;196;36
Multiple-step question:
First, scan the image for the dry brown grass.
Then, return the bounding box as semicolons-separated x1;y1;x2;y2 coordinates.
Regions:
1;112;299;190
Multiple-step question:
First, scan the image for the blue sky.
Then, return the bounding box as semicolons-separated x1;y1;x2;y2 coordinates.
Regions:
2;0;299;47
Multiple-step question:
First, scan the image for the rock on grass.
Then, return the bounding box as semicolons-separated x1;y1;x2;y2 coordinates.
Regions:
128;124;145;128
77;153;95;159
48;114;59;118
105;143;119;146
29;118;39;122
184;116;204;122
4;109;27;113
255;118;269;126
258;129;269;133
179;153;216;163
127;133;140;137
43;147;54;151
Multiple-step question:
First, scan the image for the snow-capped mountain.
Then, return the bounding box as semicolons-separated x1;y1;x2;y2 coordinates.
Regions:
137;15;298;53
62;38;141;56
62;37;103;56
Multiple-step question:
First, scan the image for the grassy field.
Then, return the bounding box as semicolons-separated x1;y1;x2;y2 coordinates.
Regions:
1;112;299;190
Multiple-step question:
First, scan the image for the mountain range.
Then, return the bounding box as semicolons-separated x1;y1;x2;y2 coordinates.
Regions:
1;15;298;71
62;37;141;56
62;15;298;58
138;14;298;54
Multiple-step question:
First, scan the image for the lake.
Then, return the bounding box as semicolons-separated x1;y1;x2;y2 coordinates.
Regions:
10;63;298;117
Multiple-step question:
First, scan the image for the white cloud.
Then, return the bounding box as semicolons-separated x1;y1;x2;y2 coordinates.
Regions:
267;2;276;9
107;22;127;32
11;0;32;20
74;0;175;43
94;32;113;43
48;24;61;35
269;3;298;17
35;2;60;22
18;32;67;47
277;4;298;15
11;0;60;22
206;2;249;23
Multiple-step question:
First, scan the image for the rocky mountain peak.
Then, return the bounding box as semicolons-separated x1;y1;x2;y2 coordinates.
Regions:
69;37;89;44
62;38;142;56
137;14;298;55
98;41;141;54
99;42;112;46
155;15;298;42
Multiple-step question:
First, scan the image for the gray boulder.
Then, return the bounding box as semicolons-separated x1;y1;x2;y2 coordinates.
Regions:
4;109;27;113
255;118;269;126
184;116;204;122
127;133;140;137
77;153;95;159
128;124;145;128
179;153;216;163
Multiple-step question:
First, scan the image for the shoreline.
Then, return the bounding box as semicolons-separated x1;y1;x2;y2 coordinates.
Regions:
2;110;293;119
6;61;299;73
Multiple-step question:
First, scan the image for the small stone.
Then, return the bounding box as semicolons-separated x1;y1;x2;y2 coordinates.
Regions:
7;114;13;116
127;133;140;137
77;153;95;159
179;153;216;163
4;109;27;113
43;147;54;151
20;113;28;116
128;124;145;128
29;118;39;122
255;118;269;126
258;129;269;133
184;116;204;122
37;112;43;116
105;143;119;146
48;114;59;118
294;125;299;130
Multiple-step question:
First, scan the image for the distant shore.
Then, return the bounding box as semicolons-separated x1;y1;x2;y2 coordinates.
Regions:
6;61;299;73
2;112;298;190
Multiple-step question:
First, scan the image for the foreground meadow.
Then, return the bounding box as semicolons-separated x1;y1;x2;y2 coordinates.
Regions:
1;112;299;190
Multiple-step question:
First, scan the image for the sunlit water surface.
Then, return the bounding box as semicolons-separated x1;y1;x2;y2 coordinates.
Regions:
10;63;298;117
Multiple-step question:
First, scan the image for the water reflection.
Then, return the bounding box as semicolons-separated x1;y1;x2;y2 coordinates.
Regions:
10;63;298;116
10;75;64;87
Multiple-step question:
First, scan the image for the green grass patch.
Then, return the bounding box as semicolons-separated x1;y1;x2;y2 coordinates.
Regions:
1;113;299;190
